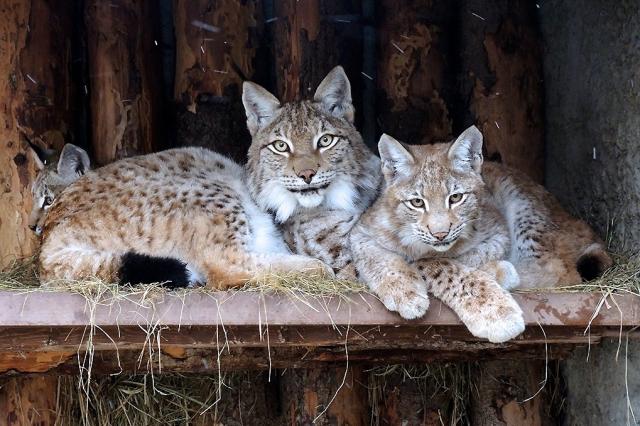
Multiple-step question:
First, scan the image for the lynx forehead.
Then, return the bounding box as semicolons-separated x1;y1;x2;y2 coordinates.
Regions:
243;66;379;223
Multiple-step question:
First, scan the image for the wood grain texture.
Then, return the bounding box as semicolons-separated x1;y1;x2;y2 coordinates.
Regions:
0;0;74;268
0;376;57;425
376;0;456;145
85;0;163;165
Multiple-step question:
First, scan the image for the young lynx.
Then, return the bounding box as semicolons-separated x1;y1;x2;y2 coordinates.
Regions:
242;66;380;278
351;126;525;342
351;126;611;342
39;148;330;287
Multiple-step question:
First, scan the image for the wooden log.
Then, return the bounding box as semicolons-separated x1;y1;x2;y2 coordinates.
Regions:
469;360;555;426
268;0;364;111
0;0;74;267
85;0;164;165
459;0;544;181
172;0;264;162
376;0;457;145
368;364;459;425
280;366;369;425
0;376;57;425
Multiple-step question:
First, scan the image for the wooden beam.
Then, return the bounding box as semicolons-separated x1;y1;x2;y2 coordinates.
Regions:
0;291;636;328
0;291;636;375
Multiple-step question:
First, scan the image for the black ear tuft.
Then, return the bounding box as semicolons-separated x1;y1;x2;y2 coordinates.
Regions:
119;252;190;289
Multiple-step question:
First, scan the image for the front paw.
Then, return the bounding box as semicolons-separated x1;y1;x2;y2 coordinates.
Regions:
462;289;525;343
378;281;430;320
494;260;520;290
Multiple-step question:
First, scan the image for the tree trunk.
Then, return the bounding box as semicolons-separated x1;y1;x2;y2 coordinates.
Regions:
172;0;264;162
470;360;554;426
459;0;544;182
268;0;364;115
280;366;369;426
376;0;457;146
85;0;164;165
0;376;58;425
0;0;74;268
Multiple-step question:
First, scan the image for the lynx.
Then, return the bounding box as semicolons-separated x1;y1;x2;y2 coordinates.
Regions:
242;66;380;278
38;147;330;287
350;126;610;342
28;142;90;236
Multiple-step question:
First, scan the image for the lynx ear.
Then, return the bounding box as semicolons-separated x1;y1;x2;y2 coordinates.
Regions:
378;134;414;179
25;138;56;171
242;82;281;136
448;125;484;173
57;144;90;182
313;66;354;123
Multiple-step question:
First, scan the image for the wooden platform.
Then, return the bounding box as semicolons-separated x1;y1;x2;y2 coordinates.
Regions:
0;291;638;375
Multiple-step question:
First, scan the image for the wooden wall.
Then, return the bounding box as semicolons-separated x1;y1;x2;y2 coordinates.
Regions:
0;1;546;425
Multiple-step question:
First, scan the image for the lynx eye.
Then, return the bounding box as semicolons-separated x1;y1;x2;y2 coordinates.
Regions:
43;196;53;207
405;198;425;210
268;140;290;154
317;134;338;149
448;193;464;206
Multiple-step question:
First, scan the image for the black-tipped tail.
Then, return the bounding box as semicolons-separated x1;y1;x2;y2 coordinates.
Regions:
576;245;613;281
119;252;190;289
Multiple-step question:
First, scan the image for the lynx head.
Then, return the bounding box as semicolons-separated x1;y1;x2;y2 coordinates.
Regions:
243;66;380;223
378;126;486;253
28;142;90;235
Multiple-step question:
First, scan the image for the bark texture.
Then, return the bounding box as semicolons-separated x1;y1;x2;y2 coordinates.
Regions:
85;0;163;165
0;0;73;267
172;0;264;162
470;361;554;426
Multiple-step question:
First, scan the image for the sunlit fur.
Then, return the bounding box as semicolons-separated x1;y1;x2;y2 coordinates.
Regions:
244;67;380;277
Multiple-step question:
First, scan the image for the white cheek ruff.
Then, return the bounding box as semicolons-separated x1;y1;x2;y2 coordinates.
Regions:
257;183;299;223
323;178;358;213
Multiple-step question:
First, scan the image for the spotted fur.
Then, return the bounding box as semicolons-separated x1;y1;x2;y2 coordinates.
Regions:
38;148;331;287
350;127;525;342
243;66;380;277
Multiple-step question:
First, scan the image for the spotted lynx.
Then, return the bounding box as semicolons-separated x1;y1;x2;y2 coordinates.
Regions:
28;142;90;236
242;66;380;278
351;126;610;342
39;148;330;287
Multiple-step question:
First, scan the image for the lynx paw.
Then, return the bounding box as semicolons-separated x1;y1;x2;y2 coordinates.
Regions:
462;293;525;343
494;260;520;290
378;283;430;320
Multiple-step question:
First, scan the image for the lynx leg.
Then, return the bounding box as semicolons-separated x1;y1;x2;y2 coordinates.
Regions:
39;239;121;286
416;259;524;343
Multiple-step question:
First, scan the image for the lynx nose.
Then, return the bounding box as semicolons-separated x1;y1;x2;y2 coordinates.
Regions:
432;231;449;241
297;169;316;184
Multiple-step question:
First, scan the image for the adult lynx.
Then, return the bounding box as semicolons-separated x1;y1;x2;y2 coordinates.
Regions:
38;148;330;287
242;66;380;278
